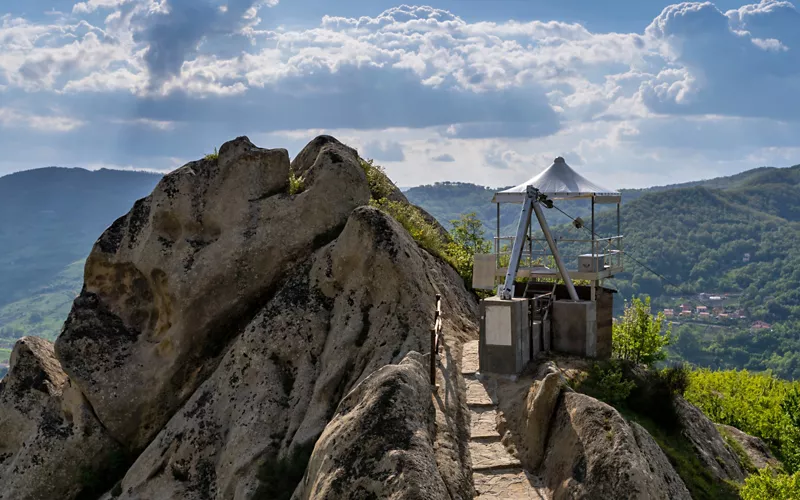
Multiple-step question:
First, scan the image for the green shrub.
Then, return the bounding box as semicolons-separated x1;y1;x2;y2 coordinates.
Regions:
288;170;305;195
370;198;446;258
204;147;218;161
447;212;492;288
589;362;636;405
685;368;800;473
613;296;671;366
360;158;395;200
740;467;800;500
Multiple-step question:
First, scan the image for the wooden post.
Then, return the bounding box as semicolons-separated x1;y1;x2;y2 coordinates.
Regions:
430;327;436;386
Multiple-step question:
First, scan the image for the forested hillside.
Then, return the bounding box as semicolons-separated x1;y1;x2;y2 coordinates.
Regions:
0;168;161;364
408;165;800;379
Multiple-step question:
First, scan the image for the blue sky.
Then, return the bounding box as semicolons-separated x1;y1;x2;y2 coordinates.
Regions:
1;0;799;188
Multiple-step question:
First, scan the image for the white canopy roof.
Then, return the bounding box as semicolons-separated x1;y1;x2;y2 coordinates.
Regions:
493;157;621;204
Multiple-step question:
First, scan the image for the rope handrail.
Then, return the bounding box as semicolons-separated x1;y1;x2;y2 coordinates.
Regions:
430;294;442;387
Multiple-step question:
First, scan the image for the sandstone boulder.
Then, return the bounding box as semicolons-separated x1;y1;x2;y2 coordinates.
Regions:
675;397;746;483
718;424;780;470
540;392;691;500
55;136;371;451
0;337;121;500
523;372;564;470
102;206;477;499
295;353;448;499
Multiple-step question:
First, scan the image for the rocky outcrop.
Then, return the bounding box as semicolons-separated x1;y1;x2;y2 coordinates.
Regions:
0;337;122;500
538;392;691;499
675;397;747;483
55;136;371;452
522;372;564;470
96;204;476;498
296;353;448;499
718;424;780;470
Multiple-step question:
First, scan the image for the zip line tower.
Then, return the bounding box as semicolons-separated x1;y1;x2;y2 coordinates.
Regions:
472;157;624;375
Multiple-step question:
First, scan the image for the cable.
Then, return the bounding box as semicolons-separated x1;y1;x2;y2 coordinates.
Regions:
546;199;721;311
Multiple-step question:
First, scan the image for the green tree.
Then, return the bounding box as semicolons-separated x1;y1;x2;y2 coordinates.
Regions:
740;468;800;500
447;212;491;288
613;296;671;366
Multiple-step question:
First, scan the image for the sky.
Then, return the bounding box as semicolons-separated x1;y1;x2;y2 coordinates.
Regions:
1;0;799;189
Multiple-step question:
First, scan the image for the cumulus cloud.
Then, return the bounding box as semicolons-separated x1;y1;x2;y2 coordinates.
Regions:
136;0;278;88
641;0;800;120
431;153;455;162
0;1;799;186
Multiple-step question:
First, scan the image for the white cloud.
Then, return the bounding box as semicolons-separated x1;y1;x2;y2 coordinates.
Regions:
0;2;798;188
0;108;84;132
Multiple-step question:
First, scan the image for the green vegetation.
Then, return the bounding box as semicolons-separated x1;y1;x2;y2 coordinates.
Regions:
684;368;800;473
254;440;317;500
613;296;671;366
0;168;160;344
288;170;305;195
204;147;219;161
740;467;800;500
446;212;492;289
571;360;736;499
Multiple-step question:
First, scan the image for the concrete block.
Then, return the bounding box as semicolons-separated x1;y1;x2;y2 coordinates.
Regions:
542;319;551;352
479;297;530;375
531;320;542;358
552;301;597;357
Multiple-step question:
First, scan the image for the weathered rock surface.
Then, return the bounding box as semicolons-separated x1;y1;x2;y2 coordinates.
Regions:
522;372;564;470
540;392;691;500
718;424;781;470
0;337;122;500
103;205;477;499
675;397;747;483
55;136;371;451
295;353;448;499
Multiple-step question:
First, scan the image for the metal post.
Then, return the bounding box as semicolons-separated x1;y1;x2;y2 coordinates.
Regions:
592;195;599;266
499;196;533;299
530;188;580;301
617;202;621;268
496;202;501;268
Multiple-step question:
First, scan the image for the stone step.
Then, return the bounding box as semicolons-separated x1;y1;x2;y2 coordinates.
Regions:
461;340;479;374
465;378;495;406
470;408;500;439
474;468;547;499
469;439;521;471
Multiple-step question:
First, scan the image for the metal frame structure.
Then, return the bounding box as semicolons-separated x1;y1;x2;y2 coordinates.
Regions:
488;157;624;301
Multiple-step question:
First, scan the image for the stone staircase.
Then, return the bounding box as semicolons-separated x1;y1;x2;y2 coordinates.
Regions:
461;340;546;499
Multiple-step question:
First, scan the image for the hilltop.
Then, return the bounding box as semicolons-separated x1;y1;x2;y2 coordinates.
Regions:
0;136;777;499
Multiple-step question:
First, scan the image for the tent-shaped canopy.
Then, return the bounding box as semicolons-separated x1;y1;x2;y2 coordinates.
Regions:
493;157;621;204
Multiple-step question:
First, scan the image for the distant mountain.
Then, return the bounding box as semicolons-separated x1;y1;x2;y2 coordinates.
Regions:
0;168;161;341
3;163;800;379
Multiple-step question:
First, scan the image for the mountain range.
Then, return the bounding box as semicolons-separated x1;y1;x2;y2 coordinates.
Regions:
2;163;800;378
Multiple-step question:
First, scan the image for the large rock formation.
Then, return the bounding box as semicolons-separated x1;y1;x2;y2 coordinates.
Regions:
55;137;371;451
103;205;476;499
0;337;122;500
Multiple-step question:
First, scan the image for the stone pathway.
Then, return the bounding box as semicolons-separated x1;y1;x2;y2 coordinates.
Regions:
461;340;547;499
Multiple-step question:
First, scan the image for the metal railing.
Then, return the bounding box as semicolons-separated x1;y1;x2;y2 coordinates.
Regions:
430;294;443;387
494;235;624;273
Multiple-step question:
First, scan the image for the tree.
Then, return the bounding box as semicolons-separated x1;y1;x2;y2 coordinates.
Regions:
613;296;671;366
447;212;492;289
